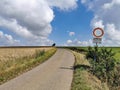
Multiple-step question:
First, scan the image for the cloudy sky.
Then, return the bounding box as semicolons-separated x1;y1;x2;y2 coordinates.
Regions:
0;0;120;46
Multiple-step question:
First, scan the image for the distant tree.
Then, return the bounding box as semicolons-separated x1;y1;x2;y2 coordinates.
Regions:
52;43;56;47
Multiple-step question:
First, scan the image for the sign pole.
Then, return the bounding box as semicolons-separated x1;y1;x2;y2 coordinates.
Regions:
92;27;104;74
96;42;97;46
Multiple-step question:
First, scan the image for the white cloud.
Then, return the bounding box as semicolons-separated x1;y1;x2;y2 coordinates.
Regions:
0;0;54;45
105;24;120;44
67;40;73;44
82;0;120;46
66;39;92;46
46;0;78;11
0;17;34;39
81;0;87;4
69;32;75;36
0;31;20;46
0;0;54;37
103;0;120;9
0;0;78;46
92;19;104;29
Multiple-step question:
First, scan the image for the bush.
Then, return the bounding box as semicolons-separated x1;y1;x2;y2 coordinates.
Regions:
86;46;119;89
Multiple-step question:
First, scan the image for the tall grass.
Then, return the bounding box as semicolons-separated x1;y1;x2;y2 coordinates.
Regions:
0;47;51;61
0;48;57;85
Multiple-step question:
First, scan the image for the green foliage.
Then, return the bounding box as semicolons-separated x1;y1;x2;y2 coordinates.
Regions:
67;47;87;52
86;46;120;89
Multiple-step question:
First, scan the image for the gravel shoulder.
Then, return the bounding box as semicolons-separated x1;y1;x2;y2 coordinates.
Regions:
0;48;75;90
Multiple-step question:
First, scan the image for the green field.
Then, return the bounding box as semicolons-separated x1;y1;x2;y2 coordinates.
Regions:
109;47;120;60
72;47;120;60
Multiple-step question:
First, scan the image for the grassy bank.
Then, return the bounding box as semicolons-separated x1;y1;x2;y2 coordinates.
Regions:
71;51;109;90
0;48;57;85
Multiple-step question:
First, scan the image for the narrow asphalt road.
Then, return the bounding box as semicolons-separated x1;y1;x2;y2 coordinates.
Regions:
0;49;75;90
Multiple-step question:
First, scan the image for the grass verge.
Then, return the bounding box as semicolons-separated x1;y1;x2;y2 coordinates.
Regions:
71;51;109;90
0;48;57;85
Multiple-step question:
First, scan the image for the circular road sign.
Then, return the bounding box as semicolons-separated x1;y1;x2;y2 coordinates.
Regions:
93;27;104;38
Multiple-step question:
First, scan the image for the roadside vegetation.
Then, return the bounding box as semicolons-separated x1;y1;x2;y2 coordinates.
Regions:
0;47;57;85
69;46;120;90
86;46;120;90
71;51;108;90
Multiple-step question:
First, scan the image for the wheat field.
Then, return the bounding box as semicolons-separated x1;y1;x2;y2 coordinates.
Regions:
0;47;51;61
0;47;56;84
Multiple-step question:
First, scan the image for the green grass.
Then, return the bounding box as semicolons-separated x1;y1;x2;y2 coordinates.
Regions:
97;47;120;61
69;47;120;61
0;48;57;85
109;47;120;60
71;51;109;90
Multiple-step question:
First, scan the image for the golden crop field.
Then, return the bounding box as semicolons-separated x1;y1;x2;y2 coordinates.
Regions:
0;47;52;61
0;47;56;84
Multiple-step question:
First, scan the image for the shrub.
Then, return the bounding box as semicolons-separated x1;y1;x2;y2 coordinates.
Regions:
86;46;119;89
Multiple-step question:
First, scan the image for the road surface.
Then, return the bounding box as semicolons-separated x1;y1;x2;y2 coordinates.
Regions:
0;49;75;90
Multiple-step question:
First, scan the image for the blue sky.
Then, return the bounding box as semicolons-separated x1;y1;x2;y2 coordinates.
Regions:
50;2;94;45
0;0;120;46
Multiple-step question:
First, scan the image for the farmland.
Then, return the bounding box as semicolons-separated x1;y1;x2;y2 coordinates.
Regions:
0;47;52;61
68;47;120;61
0;47;57;84
109;47;120;60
